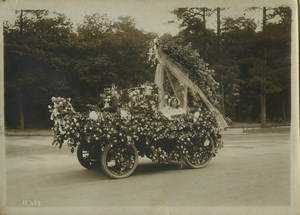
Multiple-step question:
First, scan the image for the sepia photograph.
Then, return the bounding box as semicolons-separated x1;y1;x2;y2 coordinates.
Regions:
0;0;298;214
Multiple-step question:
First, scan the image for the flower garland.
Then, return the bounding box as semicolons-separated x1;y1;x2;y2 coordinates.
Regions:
49;83;223;166
160;40;221;108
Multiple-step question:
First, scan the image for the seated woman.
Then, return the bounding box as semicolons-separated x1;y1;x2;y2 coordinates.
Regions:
161;97;186;120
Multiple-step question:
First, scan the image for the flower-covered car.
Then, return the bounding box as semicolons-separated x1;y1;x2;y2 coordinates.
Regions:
49;83;224;179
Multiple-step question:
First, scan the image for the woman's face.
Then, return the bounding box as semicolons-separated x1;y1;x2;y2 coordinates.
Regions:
171;99;178;108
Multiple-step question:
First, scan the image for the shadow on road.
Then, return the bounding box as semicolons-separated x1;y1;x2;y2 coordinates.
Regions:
73;161;186;180
134;161;180;176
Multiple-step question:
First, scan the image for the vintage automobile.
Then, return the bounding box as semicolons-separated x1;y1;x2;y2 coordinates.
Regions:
49;83;224;179
49;45;227;179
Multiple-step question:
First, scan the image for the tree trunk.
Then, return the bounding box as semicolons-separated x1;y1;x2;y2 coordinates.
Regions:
217;7;221;53
18;10;25;129
202;8;207;61
221;73;225;116
261;7;267;127
19;10;24;36
238;102;242;121
19;94;25;129
282;94;286;121
217;7;225;115
260;84;267;127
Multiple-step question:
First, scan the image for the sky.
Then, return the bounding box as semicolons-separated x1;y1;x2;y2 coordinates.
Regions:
60;3;180;36
1;0;293;36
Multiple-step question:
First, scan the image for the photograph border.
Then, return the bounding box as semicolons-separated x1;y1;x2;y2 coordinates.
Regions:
0;0;298;214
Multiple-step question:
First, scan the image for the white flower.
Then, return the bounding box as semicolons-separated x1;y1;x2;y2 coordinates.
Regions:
144;87;153;95
193;111;200;122
89;111;98;121
120;109;129;119
52;109;59;117
204;139;210;146
107;160;116;167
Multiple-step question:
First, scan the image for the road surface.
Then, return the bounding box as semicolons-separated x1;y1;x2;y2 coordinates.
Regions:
4;128;290;212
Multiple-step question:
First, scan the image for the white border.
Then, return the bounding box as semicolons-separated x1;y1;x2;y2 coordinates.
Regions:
0;0;298;215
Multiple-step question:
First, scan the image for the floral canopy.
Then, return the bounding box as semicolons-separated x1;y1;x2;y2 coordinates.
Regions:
151;39;228;130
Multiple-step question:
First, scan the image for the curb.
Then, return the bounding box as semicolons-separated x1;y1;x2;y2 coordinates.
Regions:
4;126;290;136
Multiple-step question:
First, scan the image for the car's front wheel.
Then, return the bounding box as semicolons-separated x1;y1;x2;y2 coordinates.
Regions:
101;142;138;179
77;143;100;169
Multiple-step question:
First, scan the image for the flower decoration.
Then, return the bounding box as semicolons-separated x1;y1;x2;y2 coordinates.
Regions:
50;38;225;167
161;41;221;108
49;82;223;167
89;111;99;121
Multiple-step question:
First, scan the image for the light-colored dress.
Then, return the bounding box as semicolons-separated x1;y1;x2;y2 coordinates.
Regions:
161;106;186;120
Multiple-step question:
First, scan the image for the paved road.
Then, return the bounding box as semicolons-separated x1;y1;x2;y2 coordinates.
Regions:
4;128;290;209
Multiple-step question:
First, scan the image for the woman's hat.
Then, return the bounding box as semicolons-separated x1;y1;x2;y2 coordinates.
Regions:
168;97;180;106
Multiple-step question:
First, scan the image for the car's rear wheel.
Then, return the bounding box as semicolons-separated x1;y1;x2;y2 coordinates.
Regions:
184;136;215;169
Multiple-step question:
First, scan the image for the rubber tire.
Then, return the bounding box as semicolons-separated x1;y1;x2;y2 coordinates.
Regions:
77;143;100;169
101;143;138;179
184;136;215;169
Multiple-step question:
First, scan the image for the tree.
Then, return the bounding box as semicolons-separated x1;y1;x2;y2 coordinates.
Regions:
264;7;291;121
71;14;155;107
5;11;156;128
220;16;259;121
4;10;75;128
170;6;291;123
248;6;291;123
172;8;217;62
4;7;291;129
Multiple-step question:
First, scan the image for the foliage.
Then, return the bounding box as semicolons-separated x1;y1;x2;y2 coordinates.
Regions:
161;40;220;107
4;10;75;128
70;13;155;105
220;16;259;120
4;7;292;128
172;8;218;63
171;7;291;122
4;10;74;96
4;11;155;128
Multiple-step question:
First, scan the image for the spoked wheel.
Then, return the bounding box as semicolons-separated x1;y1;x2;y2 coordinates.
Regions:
101;143;138;179
77;143;100;169
184;136;215;169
